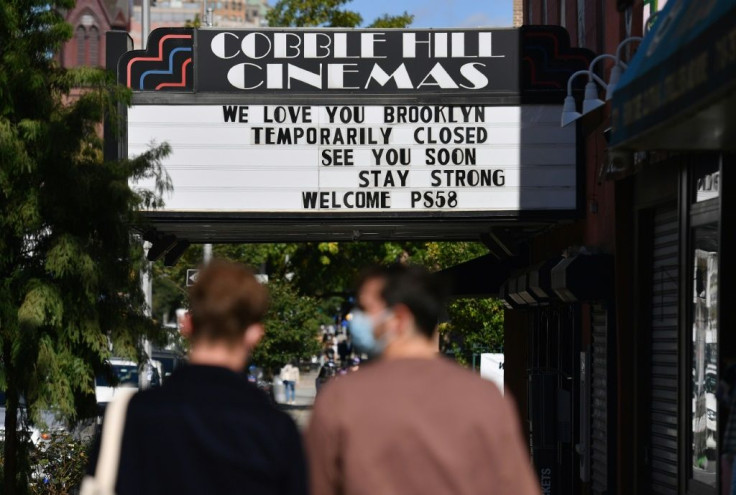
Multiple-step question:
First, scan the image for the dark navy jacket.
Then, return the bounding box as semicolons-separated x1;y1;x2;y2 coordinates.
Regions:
88;364;308;495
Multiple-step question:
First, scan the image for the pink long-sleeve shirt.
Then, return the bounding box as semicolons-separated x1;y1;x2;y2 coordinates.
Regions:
305;357;541;495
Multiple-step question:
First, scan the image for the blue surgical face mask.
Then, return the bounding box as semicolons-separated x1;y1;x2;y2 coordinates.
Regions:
350;310;392;357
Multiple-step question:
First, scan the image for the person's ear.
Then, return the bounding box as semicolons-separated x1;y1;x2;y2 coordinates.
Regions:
179;312;193;339
431;326;441;351
243;323;265;352
391;304;414;336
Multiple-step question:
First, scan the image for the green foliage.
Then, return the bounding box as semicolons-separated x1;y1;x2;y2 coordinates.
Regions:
1;0;170;491
252;280;327;375
154;241;503;370
440;298;505;366
414;241;489;271
28;434;91;495
184;14;201;28
153;245;326;376
0;431;35;494
414;242;505;365
267;0;362;27
267;0;413;27
368;12;414;28
151;243;297;324
288;242;419;296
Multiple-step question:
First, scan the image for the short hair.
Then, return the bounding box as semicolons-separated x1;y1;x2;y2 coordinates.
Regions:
188;259;269;343
358;264;448;339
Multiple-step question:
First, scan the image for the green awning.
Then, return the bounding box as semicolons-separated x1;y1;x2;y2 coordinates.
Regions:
610;0;736;150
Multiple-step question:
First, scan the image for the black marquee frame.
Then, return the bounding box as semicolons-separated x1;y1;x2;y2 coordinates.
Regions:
107;25;595;243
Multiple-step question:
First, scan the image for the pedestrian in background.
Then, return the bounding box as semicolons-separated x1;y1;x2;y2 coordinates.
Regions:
305;264;540;495
349;356;360;373
86;260;308;495
280;361;300;405
315;360;337;394
336;333;349;368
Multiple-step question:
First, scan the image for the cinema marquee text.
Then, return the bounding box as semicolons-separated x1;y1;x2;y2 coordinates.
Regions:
196;29;518;93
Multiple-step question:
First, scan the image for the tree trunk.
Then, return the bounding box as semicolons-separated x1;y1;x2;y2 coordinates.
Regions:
3;340;18;495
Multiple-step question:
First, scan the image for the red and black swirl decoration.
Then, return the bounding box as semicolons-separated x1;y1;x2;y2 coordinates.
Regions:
118;28;194;92
520;25;596;103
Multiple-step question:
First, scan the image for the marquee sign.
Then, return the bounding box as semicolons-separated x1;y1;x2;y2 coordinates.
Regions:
195;30;517;94
113;27;592;241
129;104;575;213
120;28;518;95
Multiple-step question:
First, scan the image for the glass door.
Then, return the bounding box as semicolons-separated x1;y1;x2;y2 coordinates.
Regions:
690;223;718;488
688;155;721;493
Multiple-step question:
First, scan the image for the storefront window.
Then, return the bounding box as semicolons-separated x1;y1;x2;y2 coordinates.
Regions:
691;224;718;488
692;158;720;203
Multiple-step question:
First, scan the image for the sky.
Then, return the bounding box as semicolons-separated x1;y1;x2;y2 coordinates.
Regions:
347;0;513;28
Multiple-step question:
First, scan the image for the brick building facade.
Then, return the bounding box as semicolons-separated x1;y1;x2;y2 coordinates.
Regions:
60;0;130;68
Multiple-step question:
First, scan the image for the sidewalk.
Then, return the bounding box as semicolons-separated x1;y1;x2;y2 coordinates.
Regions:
277;370;318;431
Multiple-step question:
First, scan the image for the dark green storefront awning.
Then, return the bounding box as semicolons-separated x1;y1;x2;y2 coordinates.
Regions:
610;0;736;150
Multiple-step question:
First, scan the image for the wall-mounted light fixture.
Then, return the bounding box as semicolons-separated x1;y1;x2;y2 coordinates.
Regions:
561;70;608;127
561;36;643;127
605;37;642;100
588;53;617;103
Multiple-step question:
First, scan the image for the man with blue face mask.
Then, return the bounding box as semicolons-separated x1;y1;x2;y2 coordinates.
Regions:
305;264;540;495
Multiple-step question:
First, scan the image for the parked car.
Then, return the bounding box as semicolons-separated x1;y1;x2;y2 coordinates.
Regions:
151;348;187;383
245;365;274;402
95;358;141;414
0;391;67;445
299;357;318;372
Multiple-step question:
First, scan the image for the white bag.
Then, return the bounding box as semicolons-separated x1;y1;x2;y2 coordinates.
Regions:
80;389;136;495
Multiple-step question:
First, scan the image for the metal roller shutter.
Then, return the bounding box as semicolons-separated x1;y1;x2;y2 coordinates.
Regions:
590;304;609;495
649;205;679;495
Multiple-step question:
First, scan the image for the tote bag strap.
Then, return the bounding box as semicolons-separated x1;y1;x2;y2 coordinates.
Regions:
95;388;137;491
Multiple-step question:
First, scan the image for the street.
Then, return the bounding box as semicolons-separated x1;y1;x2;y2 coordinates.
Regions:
278;370;318;431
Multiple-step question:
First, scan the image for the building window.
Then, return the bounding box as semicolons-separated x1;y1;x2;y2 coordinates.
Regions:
542;0;548;24
76;26;86;66
75;14;99;67
88;26;99;66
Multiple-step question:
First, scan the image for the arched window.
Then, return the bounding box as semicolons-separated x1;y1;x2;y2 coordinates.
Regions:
88;26;99;66
76;26;86;66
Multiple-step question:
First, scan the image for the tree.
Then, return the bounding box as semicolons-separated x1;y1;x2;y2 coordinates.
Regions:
152;243;298;324
439;298;505;366
252;280;328;375
152;245;327;376
287;241;419;297
155;239;503;370
151;245;205;325
367;12;414;28
0;1;170;492
184;13;202;28
285;240;505;366
415;242;505;365
267;0;413;28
